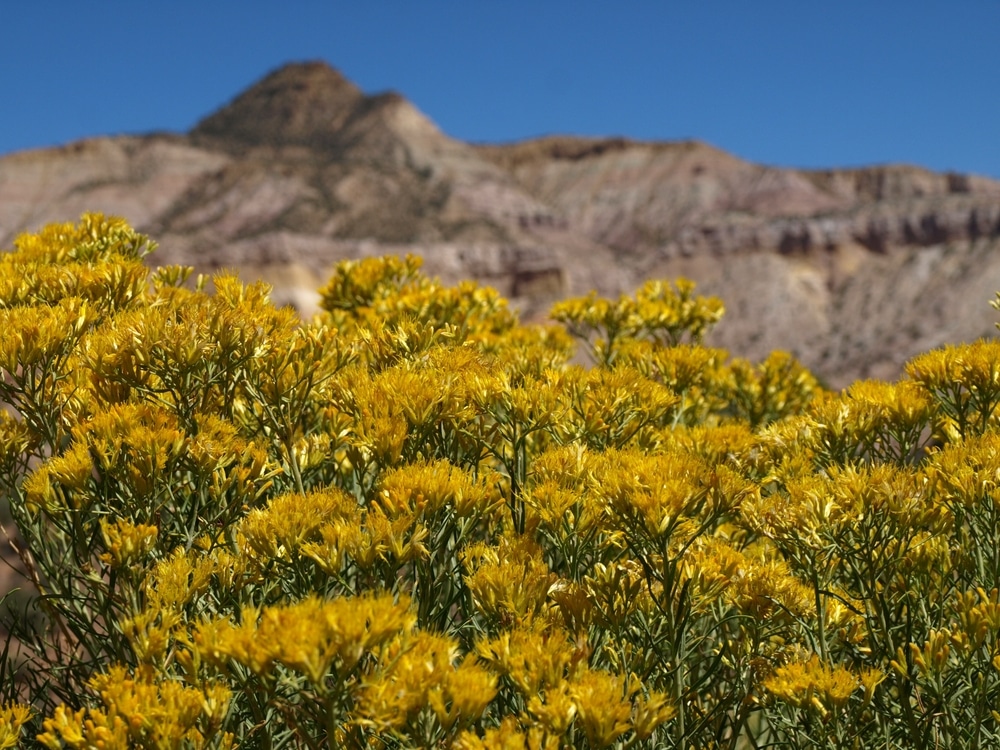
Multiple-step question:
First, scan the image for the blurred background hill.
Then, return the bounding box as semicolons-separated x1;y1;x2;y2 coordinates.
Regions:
2;3;999;387
3;60;1000;386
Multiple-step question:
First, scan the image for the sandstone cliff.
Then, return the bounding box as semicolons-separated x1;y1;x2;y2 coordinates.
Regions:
2;60;999;386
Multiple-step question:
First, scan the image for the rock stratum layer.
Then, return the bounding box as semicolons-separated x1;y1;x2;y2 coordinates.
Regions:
2;61;999;386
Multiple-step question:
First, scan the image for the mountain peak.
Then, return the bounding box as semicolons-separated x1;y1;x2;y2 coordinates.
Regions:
191;61;364;148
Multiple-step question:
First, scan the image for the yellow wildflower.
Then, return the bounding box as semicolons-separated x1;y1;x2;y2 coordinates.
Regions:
463;536;554;624
454;716;561;750
24;443;95;515
238;488;358;561
38;664;229;749
146;548;215;609
907;339;1000;438
0;703;31;750
568;669;634;748
99;518;158;568
191;593;414;683
475;624;588;697
120;606;181;664
0;297;93;373
377;459;503;520
763;654;859;717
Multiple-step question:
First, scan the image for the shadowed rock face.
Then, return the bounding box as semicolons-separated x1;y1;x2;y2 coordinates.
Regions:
191;61;365;150
2;60;999;386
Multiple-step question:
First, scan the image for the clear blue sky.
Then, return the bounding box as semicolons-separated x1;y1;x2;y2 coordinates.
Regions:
2;2;999;178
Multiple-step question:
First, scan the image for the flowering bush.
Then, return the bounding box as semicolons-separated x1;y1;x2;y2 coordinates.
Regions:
1;214;1000;748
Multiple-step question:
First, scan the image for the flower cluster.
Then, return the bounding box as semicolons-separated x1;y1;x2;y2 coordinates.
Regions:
4;214;1000;750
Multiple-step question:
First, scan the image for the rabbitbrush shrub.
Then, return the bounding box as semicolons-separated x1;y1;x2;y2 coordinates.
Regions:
2;214;1000;748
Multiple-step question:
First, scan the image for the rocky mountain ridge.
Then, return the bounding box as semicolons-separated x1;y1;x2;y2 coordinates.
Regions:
2;60;999;386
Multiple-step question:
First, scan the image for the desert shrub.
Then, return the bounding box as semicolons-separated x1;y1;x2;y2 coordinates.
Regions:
1;215;1000;749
